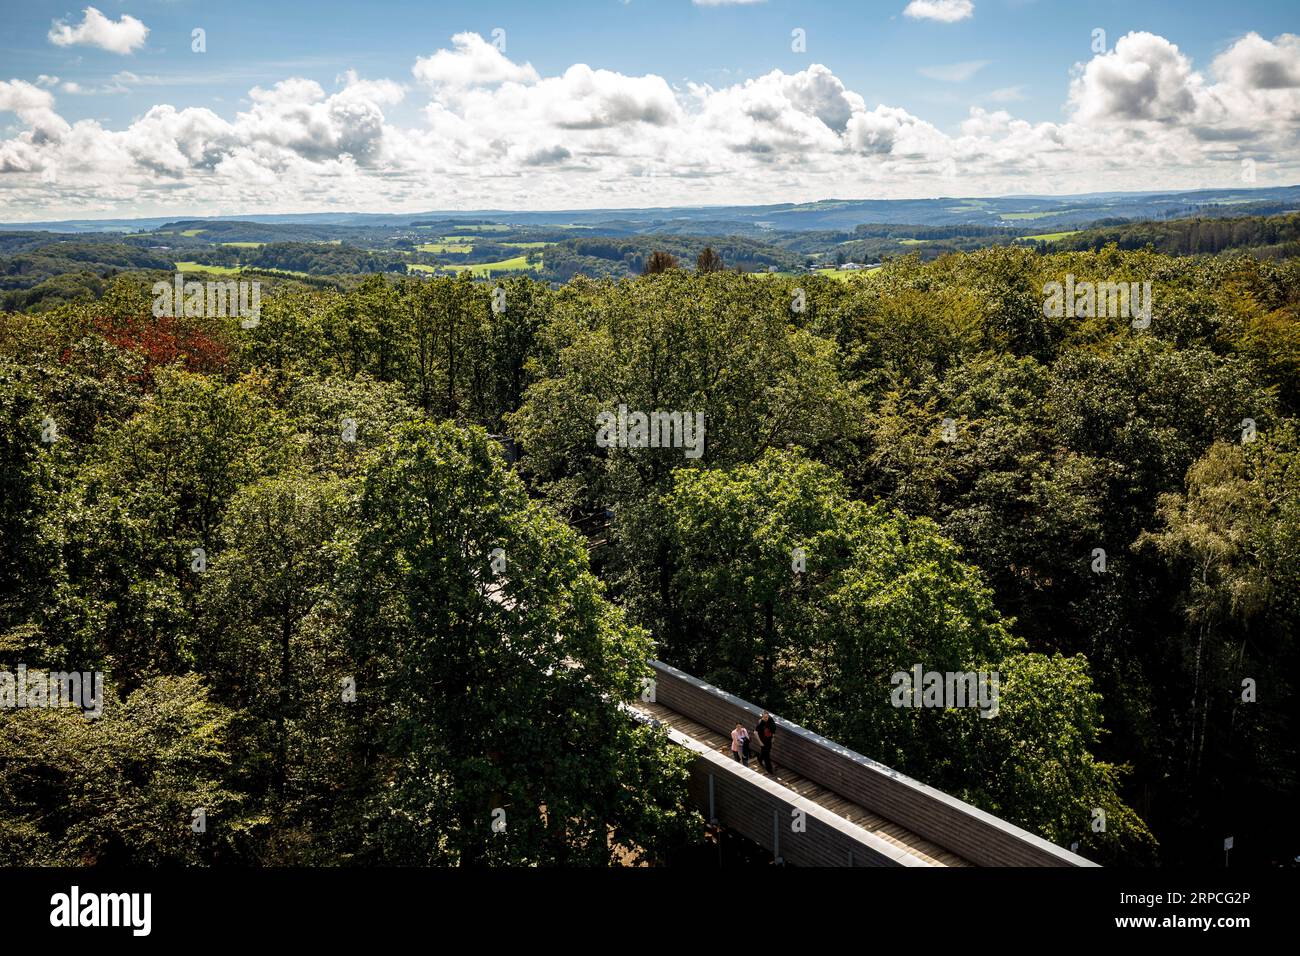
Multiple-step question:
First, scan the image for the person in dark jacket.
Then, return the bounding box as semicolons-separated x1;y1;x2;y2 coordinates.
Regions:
755;712;777;774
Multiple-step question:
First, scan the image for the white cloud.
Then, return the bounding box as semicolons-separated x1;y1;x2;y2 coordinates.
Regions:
0;80;70;173
984;85;1028;102
903;1;974;24
1068;31;1201;123
49;71;166;96
527;65;680;129
0;80;69;139
236;75;397;164
846;104;945;157
0;29;1297;218
413;32;538;90
919;60;991;82
1065;30;1300;151
48;7;149;55
1212;32;1300;90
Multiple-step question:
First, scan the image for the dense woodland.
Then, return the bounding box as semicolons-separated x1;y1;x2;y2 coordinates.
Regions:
1;243;1298;866
1047;212;1300;258
6;209;1300;316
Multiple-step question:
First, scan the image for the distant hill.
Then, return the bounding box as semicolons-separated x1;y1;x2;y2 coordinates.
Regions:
5;185;1298;234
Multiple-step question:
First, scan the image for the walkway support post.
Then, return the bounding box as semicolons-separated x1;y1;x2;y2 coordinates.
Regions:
773;808;782;865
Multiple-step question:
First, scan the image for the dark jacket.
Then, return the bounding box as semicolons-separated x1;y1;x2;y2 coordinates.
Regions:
756;716;777;748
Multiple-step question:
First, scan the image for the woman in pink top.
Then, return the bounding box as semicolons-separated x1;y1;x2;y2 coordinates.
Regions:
731;724;750;767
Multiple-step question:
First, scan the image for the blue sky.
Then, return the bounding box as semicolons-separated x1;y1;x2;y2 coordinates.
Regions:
1;1;1298;217
7;0;1297;131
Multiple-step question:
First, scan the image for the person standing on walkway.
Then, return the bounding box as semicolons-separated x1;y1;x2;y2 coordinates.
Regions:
739;725;751;767
730;723;745;764
756;712;777;774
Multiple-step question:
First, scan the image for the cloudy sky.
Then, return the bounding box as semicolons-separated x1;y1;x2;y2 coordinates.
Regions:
1;0;1297;221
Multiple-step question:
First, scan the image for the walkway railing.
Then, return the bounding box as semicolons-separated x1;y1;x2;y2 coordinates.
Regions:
641;659;1098;868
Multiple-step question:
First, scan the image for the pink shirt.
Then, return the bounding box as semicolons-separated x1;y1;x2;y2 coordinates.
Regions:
731;729;743;752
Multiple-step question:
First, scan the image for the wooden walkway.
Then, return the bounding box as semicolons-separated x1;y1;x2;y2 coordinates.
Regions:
632;699;972;866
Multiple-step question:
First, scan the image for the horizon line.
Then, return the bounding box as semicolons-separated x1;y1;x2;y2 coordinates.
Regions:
5;183;1298;229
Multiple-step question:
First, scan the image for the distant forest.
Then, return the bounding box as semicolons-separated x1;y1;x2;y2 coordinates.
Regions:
1044;212;1300;258
7;210;1300;314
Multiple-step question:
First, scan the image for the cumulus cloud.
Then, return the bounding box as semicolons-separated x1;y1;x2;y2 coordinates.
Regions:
903;1;974;24
846;104;942;156
0;80;70;139
1068;32;1201;123
237;75;399;164
1;28;1298;218
48;7;149;55
0;80;70;172
1212;32;1300;90
413;32;539;90
533;65;680;129
1067;30;1300;151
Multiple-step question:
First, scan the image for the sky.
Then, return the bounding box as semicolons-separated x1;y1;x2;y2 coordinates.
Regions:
0;0;1297;220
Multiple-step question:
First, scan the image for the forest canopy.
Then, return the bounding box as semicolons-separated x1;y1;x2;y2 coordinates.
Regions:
2;243;1297;866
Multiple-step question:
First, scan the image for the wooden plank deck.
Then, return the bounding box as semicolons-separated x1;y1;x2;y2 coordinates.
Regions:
633;699;972;867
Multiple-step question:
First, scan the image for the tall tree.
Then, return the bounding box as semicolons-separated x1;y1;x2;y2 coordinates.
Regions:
641;251;679;275
349;421;696;864
696;247;724;273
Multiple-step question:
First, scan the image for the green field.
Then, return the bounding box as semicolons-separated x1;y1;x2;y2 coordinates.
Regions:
1000;209;1087;221
174;261;241;275
179;228;206;237
1019;230;1081;241
407;261;535;277
440;224;510;233
405;255;543;277
221;241;264;248
445;255;541;276
500;241;551;249
814;267;881;282
417;241;473;253
175;261;311;277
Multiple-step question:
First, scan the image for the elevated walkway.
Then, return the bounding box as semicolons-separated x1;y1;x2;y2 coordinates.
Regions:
631;660;1098;868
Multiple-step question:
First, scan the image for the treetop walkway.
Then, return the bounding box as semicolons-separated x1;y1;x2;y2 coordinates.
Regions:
630;660;1098;868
